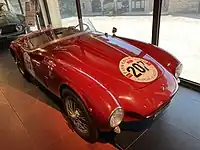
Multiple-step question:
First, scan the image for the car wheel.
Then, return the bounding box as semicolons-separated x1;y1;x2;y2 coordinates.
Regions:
15;56;31;82
61;88;99;143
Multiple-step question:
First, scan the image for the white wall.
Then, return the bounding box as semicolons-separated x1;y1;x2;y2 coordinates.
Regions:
168;0;200;13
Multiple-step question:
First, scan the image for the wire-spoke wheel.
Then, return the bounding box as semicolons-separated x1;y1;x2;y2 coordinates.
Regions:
65;98;89;134
62;88;99;143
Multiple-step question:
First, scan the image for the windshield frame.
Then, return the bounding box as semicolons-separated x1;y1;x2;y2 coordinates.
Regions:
24;19;98;51
73;18;97;32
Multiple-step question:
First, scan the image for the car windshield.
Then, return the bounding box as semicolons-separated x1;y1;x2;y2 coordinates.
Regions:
26;19;97;50
80;19;97;32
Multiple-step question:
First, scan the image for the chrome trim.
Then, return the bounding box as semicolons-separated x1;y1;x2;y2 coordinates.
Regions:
175;63;183;78
177;78;180;83
114;126;121;134
108;106;124;127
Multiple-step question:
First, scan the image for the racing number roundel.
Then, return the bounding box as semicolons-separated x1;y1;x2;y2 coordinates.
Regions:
119;57;158;82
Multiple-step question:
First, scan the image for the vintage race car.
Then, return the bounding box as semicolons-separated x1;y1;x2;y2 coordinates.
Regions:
10;20;182;142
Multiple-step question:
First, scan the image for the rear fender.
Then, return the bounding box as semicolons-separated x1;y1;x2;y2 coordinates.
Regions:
10;41;23;61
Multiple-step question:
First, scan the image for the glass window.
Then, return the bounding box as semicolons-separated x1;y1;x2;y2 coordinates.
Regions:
136;1;140;8
141;0;145;8
132;1;135;9
160;0;200;83
80;0;153;43
82;2;86;10
8;0;22;14
58;0;79;27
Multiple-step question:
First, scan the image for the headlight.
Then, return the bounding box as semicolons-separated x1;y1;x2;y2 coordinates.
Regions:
109;107;124;128
175;63;183;79
16;24;23;32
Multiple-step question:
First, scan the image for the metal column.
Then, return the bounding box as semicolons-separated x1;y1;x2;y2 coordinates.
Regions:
18;0;24;14
151;0;162;45
75;0;83;31
43;0;52;25
4;0;10;11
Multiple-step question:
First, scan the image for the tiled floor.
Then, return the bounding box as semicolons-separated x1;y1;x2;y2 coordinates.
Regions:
0;42;200;150
0;83;115;150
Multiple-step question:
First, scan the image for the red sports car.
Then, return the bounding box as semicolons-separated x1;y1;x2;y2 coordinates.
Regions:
9;21;182;142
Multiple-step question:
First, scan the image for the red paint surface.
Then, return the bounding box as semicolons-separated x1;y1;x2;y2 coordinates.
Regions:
10;29;180;131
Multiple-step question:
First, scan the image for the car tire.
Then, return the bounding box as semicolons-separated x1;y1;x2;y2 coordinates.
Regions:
61;88;99;143
15;56;31;82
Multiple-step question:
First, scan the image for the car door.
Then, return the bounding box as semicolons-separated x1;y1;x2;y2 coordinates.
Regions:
19;38;46;84
41;56;59;93
26;48;59;95
22;49;45;82
28;50;47;83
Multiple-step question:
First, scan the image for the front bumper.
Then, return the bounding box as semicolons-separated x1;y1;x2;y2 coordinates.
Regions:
126;100;171;121
112;101;171;134
146;100;170;120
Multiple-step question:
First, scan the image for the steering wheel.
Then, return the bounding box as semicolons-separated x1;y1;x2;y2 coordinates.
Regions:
75;23;90;31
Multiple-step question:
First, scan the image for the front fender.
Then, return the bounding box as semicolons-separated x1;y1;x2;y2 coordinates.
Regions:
118;37;181;75
57;64;120;130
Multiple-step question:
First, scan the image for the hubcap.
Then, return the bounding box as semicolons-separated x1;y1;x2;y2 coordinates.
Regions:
65;98;89;134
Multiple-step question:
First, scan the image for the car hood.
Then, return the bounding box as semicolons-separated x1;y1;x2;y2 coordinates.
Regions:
49;32;165;90
0;11;21;26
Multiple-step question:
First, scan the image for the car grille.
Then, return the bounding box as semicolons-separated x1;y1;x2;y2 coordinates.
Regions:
0;24;17;35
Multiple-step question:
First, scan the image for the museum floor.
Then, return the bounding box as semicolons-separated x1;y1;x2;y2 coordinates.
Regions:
1;42;200;150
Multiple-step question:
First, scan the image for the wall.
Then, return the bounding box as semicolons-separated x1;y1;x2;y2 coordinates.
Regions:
168;0;200;13
81;0;92;14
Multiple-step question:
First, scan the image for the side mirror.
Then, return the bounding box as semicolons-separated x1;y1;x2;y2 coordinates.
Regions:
112;27;117;36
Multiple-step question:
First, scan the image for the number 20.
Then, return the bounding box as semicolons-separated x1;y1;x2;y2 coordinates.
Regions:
127;61;149;78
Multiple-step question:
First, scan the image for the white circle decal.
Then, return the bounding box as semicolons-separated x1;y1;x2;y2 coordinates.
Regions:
119;57;158;82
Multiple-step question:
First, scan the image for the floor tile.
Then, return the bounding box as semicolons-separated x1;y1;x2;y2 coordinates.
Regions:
114;130;145;150
161;94;200;139
47;131;116;150
20;101;70;149
177;86;200;103
0;84;47;120
0;99;38;150
25;86;61;111
0;91;9;105
128;120;200;150
5;70;37;92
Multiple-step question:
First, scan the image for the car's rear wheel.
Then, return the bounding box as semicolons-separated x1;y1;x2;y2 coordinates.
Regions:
61;88;99;143
15;56;31;82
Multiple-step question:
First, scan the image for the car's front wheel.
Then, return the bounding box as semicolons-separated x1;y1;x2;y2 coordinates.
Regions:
61;88;99;143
